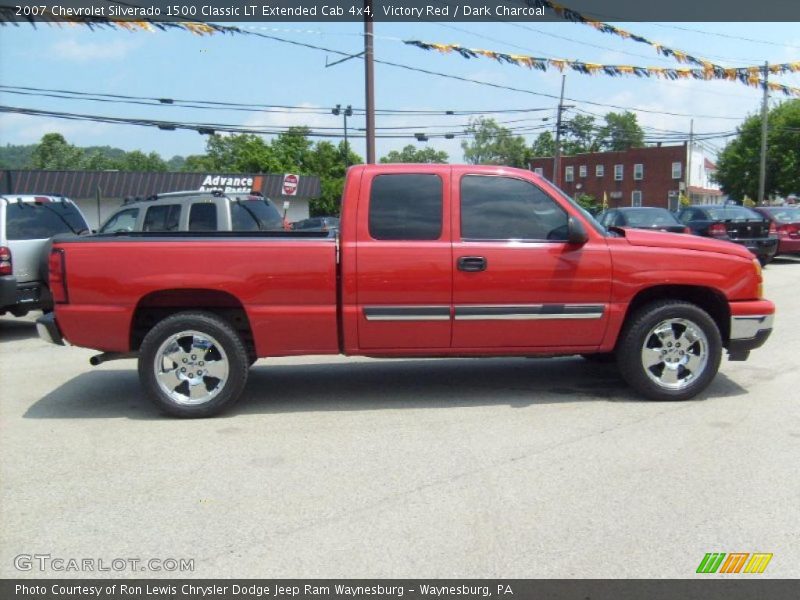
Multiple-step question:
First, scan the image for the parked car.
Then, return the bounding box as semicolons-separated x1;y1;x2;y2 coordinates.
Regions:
38;165;774;417
292;216;340;233
597;207;689;233
751;206;800;256
1;194;90;317
677;204;778;265
99;190;286;234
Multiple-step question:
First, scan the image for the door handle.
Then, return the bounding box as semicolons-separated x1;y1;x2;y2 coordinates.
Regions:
457;256;487;272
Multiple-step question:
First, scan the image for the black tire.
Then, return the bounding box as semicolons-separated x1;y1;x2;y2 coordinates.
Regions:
581;352;616;364
138;311;249;418
616;300;722;401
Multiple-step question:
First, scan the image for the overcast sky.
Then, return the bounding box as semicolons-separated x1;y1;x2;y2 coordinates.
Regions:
1;20;798;162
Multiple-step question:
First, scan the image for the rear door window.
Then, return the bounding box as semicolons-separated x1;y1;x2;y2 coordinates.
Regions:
188;203;217;231
5;201;88;240
368;174;443;240
143;204;181;232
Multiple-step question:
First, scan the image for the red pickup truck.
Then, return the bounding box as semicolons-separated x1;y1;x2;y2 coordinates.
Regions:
37;165;775;417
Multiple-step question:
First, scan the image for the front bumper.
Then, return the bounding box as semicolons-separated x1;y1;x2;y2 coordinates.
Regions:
36;312;65;346
728;313;773;360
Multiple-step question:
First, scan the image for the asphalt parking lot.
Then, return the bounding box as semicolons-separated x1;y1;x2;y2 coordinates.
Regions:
1;257;799;579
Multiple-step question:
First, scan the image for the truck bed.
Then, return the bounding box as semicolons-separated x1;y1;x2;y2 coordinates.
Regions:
54;232;340;357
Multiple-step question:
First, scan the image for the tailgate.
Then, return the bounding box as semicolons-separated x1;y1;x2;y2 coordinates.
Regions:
8;238;47;284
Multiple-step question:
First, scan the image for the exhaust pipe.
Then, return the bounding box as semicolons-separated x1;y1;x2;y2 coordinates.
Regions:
89;352;138;366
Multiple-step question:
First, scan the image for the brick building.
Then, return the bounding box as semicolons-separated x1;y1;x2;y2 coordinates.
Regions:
529;143;723;211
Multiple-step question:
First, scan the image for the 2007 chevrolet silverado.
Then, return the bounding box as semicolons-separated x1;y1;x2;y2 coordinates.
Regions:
37;165;775;417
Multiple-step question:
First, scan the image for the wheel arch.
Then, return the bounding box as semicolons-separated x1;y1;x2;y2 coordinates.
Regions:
623;285;731;347
130;289;255;358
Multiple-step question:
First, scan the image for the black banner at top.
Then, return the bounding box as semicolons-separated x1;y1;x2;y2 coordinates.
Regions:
3;0;800;22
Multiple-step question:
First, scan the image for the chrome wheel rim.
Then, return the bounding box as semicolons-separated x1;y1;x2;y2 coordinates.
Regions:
154;330;229;406
641;318;709;391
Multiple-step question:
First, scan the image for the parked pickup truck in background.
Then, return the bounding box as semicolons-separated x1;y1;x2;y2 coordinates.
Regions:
37;165;775;417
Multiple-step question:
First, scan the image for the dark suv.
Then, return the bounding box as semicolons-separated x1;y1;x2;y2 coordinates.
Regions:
677;204;778;265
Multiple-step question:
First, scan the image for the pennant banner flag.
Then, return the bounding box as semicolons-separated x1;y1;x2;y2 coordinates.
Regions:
521;0;800;75
1;6;797;94
404;40;800;97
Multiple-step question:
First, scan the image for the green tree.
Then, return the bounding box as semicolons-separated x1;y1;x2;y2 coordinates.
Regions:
306;140;362;216
597;111;645;151
198;134;277;172
561;114;600;155
30;133;84;169
574;193;600;215
380;144;449;164
270;127;314;171
715;99;800;200
81;150;120;171
120;150;168;172
528;131;556;158
461;117;528;167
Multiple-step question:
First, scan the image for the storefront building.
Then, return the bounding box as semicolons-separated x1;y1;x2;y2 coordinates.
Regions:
0;170;321;228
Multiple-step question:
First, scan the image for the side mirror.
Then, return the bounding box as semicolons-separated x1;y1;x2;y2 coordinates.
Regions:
567;216;589;245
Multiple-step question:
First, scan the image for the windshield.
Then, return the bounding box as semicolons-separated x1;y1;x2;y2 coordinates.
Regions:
705;206;762;221
763;207;800;223
623;208;680;226
5;200;88;239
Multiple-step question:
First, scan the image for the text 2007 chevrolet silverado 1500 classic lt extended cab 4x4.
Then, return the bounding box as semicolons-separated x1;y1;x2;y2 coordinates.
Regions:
37;165;775;417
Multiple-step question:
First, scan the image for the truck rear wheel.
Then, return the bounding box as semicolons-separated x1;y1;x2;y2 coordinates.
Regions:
616;301;722;401
138;311;249;417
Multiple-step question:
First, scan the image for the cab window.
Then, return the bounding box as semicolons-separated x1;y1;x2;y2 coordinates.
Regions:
460;175;568;241
368;174;442;240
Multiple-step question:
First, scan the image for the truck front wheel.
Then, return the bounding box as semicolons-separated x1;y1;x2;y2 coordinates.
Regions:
616;301;722;401
138;311;249;417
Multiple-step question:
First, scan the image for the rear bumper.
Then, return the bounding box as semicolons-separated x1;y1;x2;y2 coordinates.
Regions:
728;312;773;360
36;312;65;346
0;276;16;309
0;276;52;313
777;237;800;255
735;237;778;260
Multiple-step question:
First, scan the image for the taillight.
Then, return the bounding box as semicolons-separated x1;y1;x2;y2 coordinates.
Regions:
49;248;69;303
778;223;798;237
683;227;691;234
0;246;11;276
708;223;727;238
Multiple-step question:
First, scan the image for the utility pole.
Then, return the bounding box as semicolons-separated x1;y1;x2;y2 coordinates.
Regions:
553;74;566;186
686;118;693;200
364;0;376;164
332;104;353;167
758;61;769;204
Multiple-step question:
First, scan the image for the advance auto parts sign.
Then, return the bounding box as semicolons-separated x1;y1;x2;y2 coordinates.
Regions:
199;175;255;193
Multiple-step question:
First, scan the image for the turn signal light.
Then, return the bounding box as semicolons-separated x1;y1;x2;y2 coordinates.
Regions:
753;258;763;299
